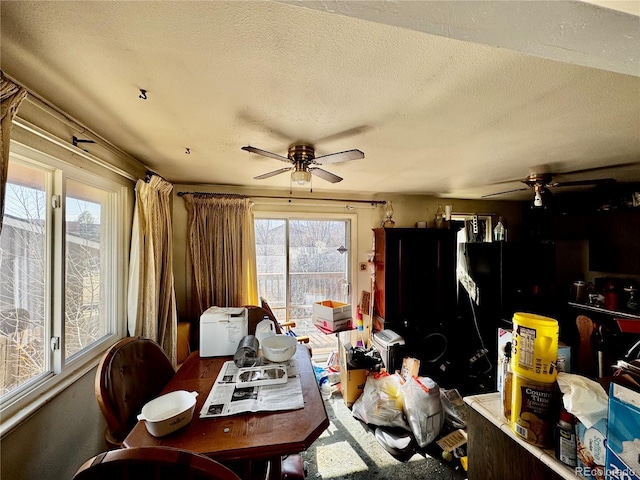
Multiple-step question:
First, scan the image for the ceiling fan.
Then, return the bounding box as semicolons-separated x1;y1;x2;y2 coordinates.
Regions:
481;168;629;207
242;144;364;185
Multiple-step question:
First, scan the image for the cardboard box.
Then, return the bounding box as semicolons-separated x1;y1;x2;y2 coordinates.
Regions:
314;316;352;334
605;383;640;480
576;417;608;480
338;330;369;407
313;300;351;320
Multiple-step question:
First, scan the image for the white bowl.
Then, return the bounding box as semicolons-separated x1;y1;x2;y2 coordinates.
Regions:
261;334;297;362
137;390;198;437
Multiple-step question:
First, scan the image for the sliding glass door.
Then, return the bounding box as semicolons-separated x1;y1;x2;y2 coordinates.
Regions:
255;217;350;349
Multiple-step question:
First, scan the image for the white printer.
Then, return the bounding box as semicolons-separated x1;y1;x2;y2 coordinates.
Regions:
372;329;406;374
199;306;248;357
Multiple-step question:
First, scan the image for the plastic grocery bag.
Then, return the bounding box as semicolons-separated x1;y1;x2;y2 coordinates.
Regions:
440;388;468;429
401;376;444;447
352;372;409;430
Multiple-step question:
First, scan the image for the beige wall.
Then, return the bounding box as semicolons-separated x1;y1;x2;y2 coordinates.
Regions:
1;368;107;480
171;184;523;321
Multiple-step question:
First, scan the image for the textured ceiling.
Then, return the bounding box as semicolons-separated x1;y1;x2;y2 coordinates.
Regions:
1;1;639;200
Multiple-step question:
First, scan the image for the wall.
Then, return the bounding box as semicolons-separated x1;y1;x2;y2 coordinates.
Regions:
0;369;108;480
171;184;523;321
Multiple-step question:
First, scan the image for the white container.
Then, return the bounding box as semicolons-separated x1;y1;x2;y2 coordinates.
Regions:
137;390;198;437
255;318;276;346
200;306;248;357
261;334;297;362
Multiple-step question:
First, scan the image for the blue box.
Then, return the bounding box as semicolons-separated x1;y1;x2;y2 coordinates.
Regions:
605;383;640;480
577;417;608;479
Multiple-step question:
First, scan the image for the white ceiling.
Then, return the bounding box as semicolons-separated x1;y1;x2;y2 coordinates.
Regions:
2;0;639;200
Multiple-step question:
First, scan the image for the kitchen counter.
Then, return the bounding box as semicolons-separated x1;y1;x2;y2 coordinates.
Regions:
464;392;578;480
568;301;640;321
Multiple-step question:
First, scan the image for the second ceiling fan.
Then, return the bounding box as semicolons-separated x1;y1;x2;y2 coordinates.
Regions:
242;144;364;184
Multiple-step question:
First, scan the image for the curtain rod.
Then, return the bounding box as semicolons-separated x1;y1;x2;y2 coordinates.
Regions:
4;71;147;171
177;191;387;206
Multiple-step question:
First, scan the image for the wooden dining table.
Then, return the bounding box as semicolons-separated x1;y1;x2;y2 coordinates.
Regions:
123;344;329;479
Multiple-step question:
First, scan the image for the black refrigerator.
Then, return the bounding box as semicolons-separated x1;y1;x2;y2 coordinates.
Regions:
455;240;557;385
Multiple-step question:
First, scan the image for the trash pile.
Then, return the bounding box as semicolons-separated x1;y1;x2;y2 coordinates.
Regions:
346;354;470;470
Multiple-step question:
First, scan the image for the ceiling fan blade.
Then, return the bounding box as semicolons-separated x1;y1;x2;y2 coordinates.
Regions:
308;167;343;183
314;149;364;164
481;187;529;198
242;146;290;163
254;167;292;180
314;125;373;145
551;178;616;188
558;161;640;176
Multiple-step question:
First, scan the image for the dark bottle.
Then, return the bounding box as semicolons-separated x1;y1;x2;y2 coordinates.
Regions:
555;410;577;467
501;342;512;420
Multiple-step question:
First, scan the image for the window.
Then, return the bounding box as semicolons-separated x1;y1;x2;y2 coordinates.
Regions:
255;215;353;358
0;143;129;416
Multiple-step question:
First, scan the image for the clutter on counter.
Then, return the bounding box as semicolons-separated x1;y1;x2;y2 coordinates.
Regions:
510;312;559;448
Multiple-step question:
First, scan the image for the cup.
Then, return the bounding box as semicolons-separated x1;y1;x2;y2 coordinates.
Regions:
571;281;586;303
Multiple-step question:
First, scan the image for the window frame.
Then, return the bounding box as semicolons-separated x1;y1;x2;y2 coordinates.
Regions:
253;210;358;321
0;141;131;435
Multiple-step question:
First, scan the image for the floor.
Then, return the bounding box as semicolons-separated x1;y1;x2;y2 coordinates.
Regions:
301;391;469;480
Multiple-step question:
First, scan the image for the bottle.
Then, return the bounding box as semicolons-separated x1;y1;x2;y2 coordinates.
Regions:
255;315;276;345
501;342;513;420
434;204;444;229
555;410;577;467
494;216;507;242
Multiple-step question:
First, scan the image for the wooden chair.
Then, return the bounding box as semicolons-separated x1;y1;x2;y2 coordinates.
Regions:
177;321;192;368
73;446;241;480
576;315;597;378
95;337;175;448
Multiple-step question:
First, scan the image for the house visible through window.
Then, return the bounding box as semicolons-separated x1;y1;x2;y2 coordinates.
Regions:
0;146;127;412
254;217;351;360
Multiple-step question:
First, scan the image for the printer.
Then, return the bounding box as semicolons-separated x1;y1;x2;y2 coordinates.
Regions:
372;329;406;374
199;306;248;357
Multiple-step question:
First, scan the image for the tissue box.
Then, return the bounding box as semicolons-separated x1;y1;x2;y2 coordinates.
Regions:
605;383;640;480
576;417;608;480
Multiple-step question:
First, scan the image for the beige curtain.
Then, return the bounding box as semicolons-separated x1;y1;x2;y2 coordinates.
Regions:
182;193;258;316
128;175;178;365
0;74;28;234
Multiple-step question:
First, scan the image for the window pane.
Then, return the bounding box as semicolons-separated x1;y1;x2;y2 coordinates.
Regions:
65;179;110;358
255;219;286;318
0;163;48;396
289;220;348;320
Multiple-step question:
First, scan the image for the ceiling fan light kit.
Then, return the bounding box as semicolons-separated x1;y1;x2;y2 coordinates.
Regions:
291;169;311;185
242;143;364;186
482;167;625;206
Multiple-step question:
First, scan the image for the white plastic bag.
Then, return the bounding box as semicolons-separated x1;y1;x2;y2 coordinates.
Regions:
401;376;444;447
440;388;468;429
352;372;409;430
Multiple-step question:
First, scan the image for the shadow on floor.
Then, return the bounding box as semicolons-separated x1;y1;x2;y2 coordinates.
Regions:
302;392;468;480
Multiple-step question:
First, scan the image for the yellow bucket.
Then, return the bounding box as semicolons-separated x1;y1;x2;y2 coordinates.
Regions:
510;373;556;447
511;312;559;383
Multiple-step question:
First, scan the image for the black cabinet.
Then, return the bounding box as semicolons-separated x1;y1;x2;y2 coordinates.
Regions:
588;210;640;275
372;227;457;345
